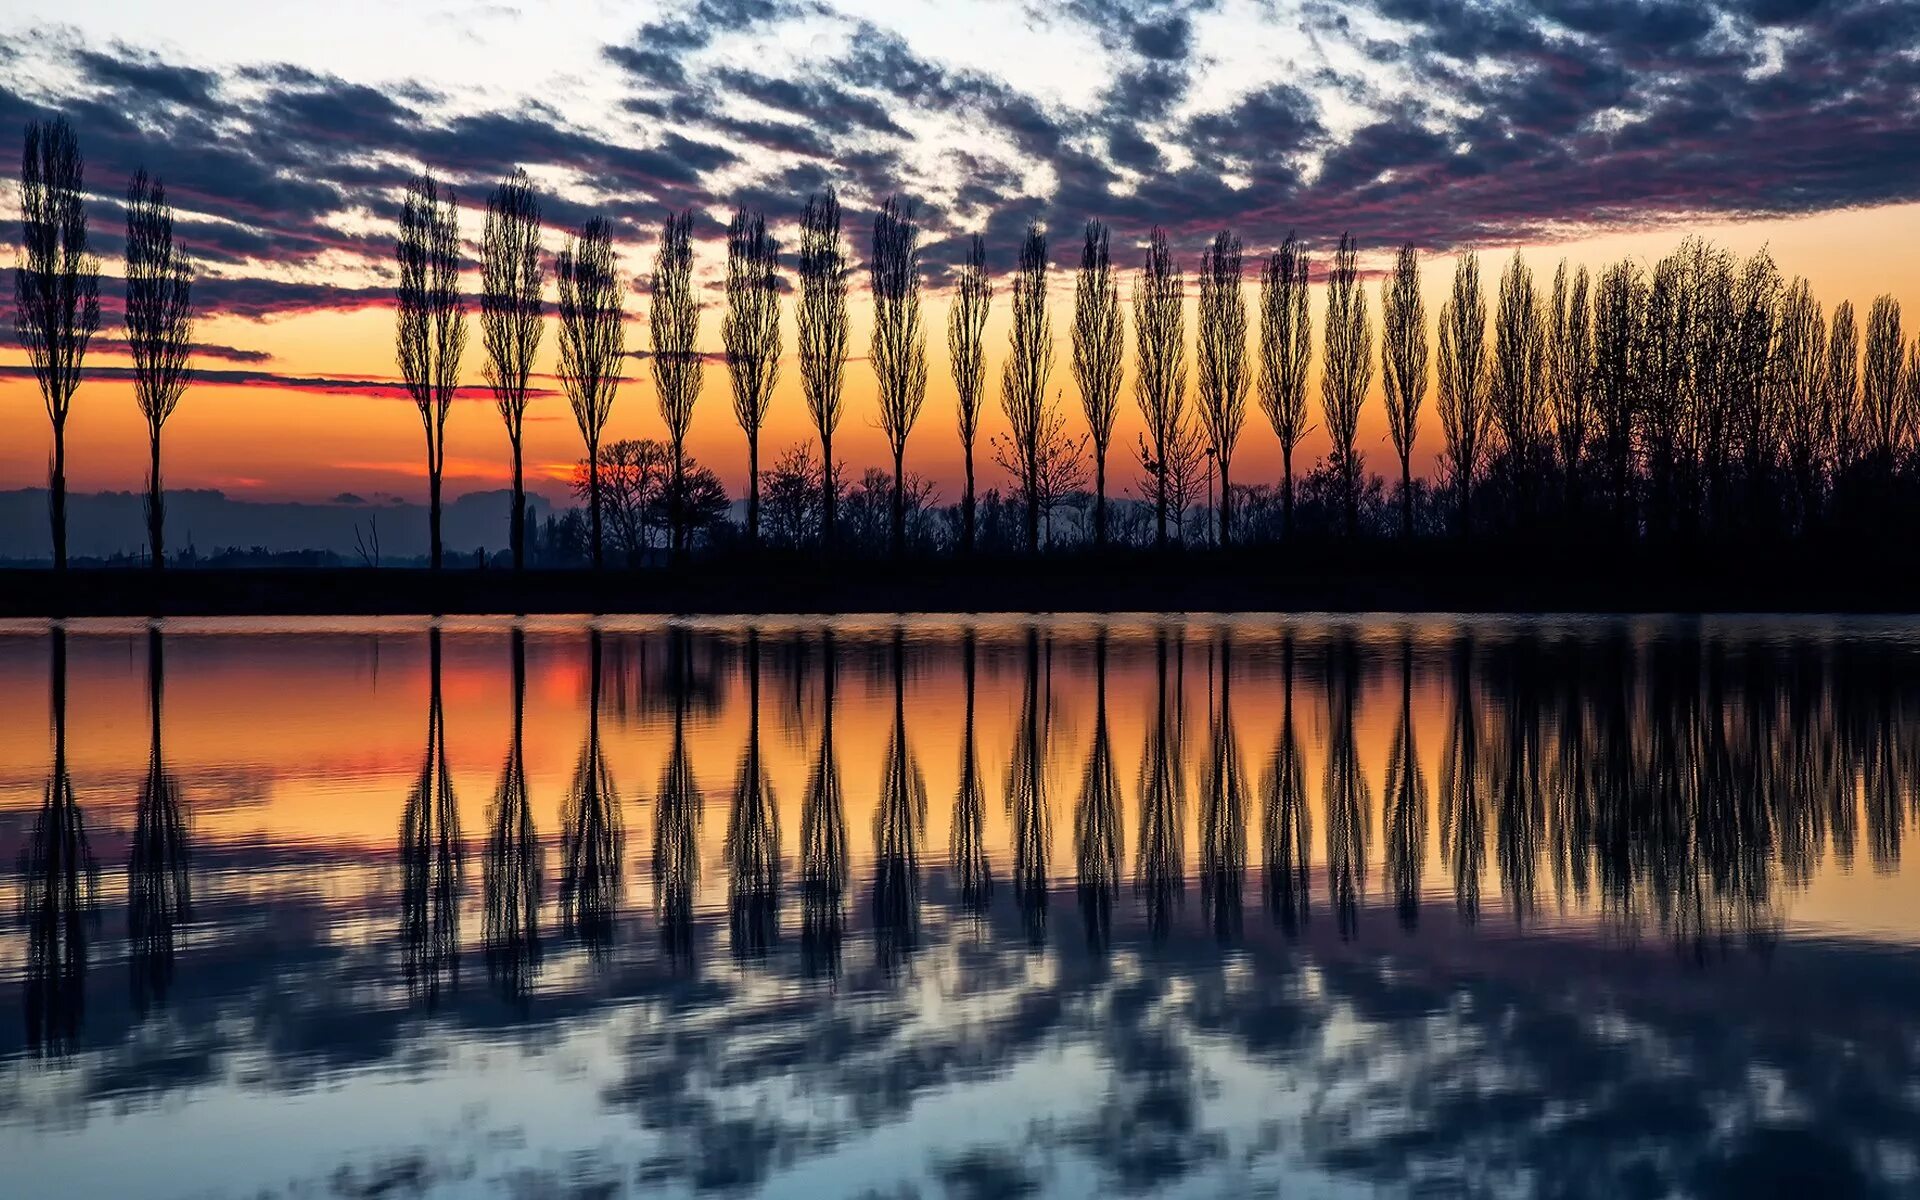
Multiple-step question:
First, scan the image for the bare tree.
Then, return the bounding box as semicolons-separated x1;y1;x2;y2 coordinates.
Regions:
1491;250;1545;521
1863;295;1905;475
1196;230;1248;546
1321;232;1371;537
871;197;928;555
558;217;624;569
651;210;702;559
1774;277;1827;529
1591;259;1642;536
481;168;543;571
1258;234;1312;538
1824;300;1860;479
948;233;990;552
1545;261;1593;515
1001;220;1055;551
16;117;100;571
1437;251;1490;536
395;173;466;572
1380;243;1427;539
724;206;781;547
798;190;849;549
123;168;193;571
1134;227;1186;549
1073;221;1123;546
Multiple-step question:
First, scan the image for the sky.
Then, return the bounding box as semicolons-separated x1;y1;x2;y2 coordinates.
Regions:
1;0;1918;508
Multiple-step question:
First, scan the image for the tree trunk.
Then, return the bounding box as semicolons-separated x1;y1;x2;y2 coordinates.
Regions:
149;434;164;571
510;439;525;572
962;444;976;553
426;421;444;572
589;445;603;571
1400;456;1412;539
1025;469;1039;554
50;419;66;571
1095;449;1108;548
820;429;835;553
1154;463;1168;550
891;447;906;556
747;434;761;547
1218;461;1232;547
670;442;686;561
1281;451;1294;541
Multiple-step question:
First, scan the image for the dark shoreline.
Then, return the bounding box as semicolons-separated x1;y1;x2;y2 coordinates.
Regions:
3;544;1916;617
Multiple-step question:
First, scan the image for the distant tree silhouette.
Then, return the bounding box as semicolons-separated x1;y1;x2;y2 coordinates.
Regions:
1491;250;1545;526
395;174;466;573
1257;235;1312;538
16;118;99;572
1133;228;1187;549
724;208;781;547
1197;231;1249;546
1824;300;1861;485
1863;296;1905;479
1775;277;1827;531
1641;247;1694;538
650;211;701;561
1591;259;1643;538
948;234;990;552
1321;233;1371;537
1073;222;1124;546
1000;221;1057;551
1545;262;1592;518
1380;243;1427;539
481;169;543;572
871;198;929;556
123;168;194;571
557;217;624;570
798;190;849;550
1438;251;1491;537
1730;251;1781;530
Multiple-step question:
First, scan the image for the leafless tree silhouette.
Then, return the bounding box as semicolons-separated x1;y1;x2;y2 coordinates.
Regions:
1492;250;1546;522
15;118;99;572
650;211;700;560
871;198;929;556
558;217;624;569
1438;251;1491;537
1134;228;1187;549
1001;222;1057;551
1258;235;1313;538
1073;222;1124;546
123;169;194;571
1381;243;1427;538
1824;300;1861;480
725;208;782;547
395;174;466;573
1546;262;1593;517
799;190;850;549
1591;260;1642;537
1775;277;1828;531
1863;296;1906;478
1322;233;1372;537
481;169;543;571
949;234;990;553
1197;231;1249;546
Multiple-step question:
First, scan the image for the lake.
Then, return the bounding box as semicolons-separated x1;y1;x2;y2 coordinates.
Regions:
3;615;1917;1198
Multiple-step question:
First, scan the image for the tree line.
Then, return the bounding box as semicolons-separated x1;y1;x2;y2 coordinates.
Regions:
16;115;1920;570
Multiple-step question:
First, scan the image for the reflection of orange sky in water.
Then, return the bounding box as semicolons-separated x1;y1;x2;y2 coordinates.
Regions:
2;203;1919;507
0;615;1915;941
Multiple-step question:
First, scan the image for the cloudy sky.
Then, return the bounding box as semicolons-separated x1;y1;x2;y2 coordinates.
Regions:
2;0;1918;506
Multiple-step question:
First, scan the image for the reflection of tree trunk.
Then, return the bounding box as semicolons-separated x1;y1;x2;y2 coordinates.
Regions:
1383;639;1426;932
1324;638;1370;940
130;626;191;1018
401;627;464;1006
1263;636;1310;936
485;628;543;1004
1076;631;1122;952
952;632;992;919
23;628;95;1055
1009;631;1050;944
655;630;703;970
800;631;847;978
1492;644;1543;925
727;631;781;961
1200;638;1246;944
562;629;623;958
873;632;923;971
1136;632;1185;942
1439;638;1485;926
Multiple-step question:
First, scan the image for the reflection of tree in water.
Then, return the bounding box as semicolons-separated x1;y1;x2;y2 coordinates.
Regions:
599;628;726;724
1382;636;1426;932
1323;636;1370;940
1545;640;1600;912
484;628;543;1005
1198;637;1246;944
1008;630;1051;945
872;631;925;973
1439;636;1487;926
1487;638;1545;924
21;628;97;1057
655;628;704;970
951;630;993;921
400;626;463;1007
1263;635;1310;936
561;629;623;960
1075;630;1123;952
799;631;848;979
726;630;781;962
1136;632;1186;942
129;626;190;1018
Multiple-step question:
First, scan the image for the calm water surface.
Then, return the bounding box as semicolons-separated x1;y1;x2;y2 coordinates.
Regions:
3;615;1919;1199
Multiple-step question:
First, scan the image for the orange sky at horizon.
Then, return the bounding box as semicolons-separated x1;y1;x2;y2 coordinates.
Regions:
4;201;1918;510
